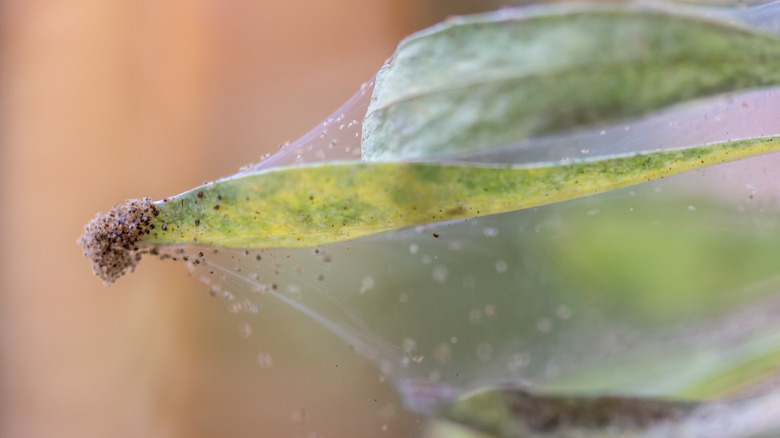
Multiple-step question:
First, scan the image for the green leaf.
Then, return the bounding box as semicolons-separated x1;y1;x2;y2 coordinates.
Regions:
362;3;780;160
81;136;780;284
145;136;780;250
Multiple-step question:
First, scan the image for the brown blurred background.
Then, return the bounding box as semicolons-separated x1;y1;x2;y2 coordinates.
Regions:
0;1;526;437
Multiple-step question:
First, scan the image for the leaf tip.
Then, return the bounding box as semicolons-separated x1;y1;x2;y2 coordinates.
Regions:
78;197;158;286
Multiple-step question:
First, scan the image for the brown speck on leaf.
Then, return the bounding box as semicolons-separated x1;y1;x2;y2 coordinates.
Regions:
78;197;158;286
197;191;203;199
194;218;200;226
213;204;220;210
433;232;440;238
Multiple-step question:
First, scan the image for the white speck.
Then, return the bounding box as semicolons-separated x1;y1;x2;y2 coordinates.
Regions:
239;322;252;338
242;300;259;313
586;209;599;216
688;205;696;211
360;276;375;293
257;352;273;368
536;318;552;333
432;265;448;283
409;243;419;254
507;353;530;372
483;227;499;237
495;260;508;273
556;305;572;319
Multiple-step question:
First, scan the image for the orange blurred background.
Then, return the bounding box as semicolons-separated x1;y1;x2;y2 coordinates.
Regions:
0;1;519;437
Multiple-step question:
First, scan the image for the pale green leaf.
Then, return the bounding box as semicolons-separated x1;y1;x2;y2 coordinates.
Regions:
362;3;780;160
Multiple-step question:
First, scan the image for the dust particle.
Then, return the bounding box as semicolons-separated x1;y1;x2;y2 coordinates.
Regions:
78;197;157;286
